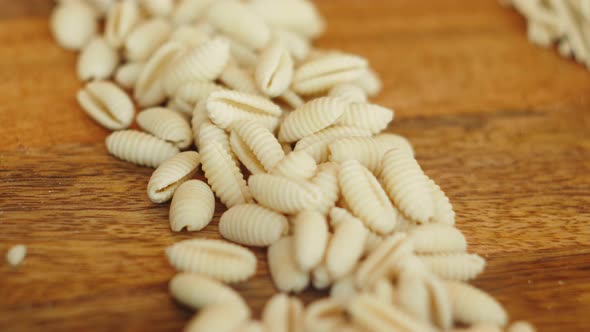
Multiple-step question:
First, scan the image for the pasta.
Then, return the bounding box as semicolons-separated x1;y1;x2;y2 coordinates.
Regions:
207;0;271;50
139;0;173;18
444;281;508;327
77;80;134;130
353;68;383;97
273;28;311;62
293;210;329;272
198;121;236;162
329;136;385;173
137;107;193;149
255;40;294;97
115;62;145;89
147;151;200;203
172;0;216;25
311;264;332;290
409;224;467;254
50;1;97;50
124;18;173;62
326;207;367;279
373;133;415;158
292;53;368;95
165;239;257;283
184;303;250;332
233;321;266;332
230;130;267;175
370;278;396;305
223;35;259;69
262;293;304;332
330;274;359;305
276;89;305;109
429;178;456;225
294;126;372;163
335;102;394;135
507;321;536;332
172;81;224;116
270;150;317;181
106;130;179;168
248;173;320;214
219;204;289;247
246;0;325;39
169;25;211;49
363;229;385;257
207;90;281;131
219;62;259;95
104;1;140;48
231;120;285;171
418;253;486;281
6;244;26;267
310;162;340;214
328;84;368;103
267;237;310;293
169;272;246;310
77;37;119;81
304;298;347;332
169;180;215;232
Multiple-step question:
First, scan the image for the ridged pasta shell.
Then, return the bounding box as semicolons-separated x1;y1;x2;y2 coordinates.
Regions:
191;102;208;147
419;253;486;281
165;239;257;283
270;150;317;181
219;204;289;247
339;160;397;235
370;278;397;305
274;29;310;62
262;293;304;332
173;0;216;25
184;303;250;332
329;136;389;173
223;35;259;68
353;68;382;97
267;236;310;293
139;0;174;18
256;40;294;97
294;126;372;163
137;107;193;149
292;210;328;272
380;148;435;224
311;162;340;215
429;178;456;225
200;140;252;208
311;264;332;290
169;180;215;232
231;120;285;171
147;151;200;203
207;1;270;50
304;298;347;332
173;81;224;116
163;37;230;96
276;89;305;109
229;131;266;175
248;174;320;214
335;103;394;135
373;133;415;158
198;121;236;162
169;25;211;49
115;62;145;89
77;37;119;81
409;224;466;254
278;97;347;143
105;130;179;168
330;274;359;305
207;90;281;131
329;84;367;103
292;54;367;95
363;229;385;257
247;0;325;39
50;2;97;50
219;62;259;94
77;81;134;130
124;18;173;61
326;208;367;279
169;272;246;310
104;1;141;48
444;281;508;326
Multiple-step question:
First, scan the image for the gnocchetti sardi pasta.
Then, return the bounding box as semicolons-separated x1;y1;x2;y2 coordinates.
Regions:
295;126;372;163
273;28;311;62
184;302;250;332
169;272;246;310
328;83;368;103
255;39;294;97
444;280;508;327
311;264;332;290
229;130;267;175
105;130;179;168
262;293;304;332
77;81;134;131
292;210;328;272
304;298;348;332
139;0;174;18
50;1;97;50
248;173;320;214
267;236;310;293
247;0;325;39
310;162;340;214
327;207;367;279
124;18;173;62
198;121;236;162
115;61;145;89
335;102;394;134
104;1;140;48
231;120;285;172
409;224;467;254
219;204;289;247
207;90;281;131
207;0;270;50
6;244;27;267
278;97;348;142
146;151;200;203
137;107;193;149
219;62;259;95
169;180;215;232
292;53;368;95
270;150;317;181
172;81;224;116
77;37;119;81
169;24;211;48
418;253;486;281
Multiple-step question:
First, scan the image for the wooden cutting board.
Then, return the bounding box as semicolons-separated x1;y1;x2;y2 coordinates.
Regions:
1;0;589;331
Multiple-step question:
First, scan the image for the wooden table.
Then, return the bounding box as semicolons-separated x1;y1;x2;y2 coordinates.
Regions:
1;1;589;331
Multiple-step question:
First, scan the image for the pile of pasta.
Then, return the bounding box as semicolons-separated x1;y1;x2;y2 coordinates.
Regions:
51;1;535;331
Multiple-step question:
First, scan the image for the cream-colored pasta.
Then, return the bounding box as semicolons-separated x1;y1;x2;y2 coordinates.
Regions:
262;293;304;332
326;208;367;279
409;224;466;254
207;90;281;131
139;0;173;18
147;151;200;203
380;148;435;224
292;54;368;95
223;35;259;69
328;84;368;103
77;80;134;130
418;253;486;281
233;321;266;332
173;81;224;116
219;62;259;94
163;37;230;96
248;174;320;214
104;1;141;48
312;264;332;290
339;160;397;235
124;18;173;62
294;126;372;163
370;278;396;305
229;131;266;175
173;0;216;25
310;162;340;214
293;210;328;272
6;244;26;267
247;0;325;39
165;239;257;283
231;120;285;171
207;0;270;50
330;274;359;305
219;204;289;247
169;25;211;49
77;37;119;81
274;29;310;62
115;62;145;89
270;150;317;181
329;136;384;173
106;130;179;168
335;102;394;135
190;102;208;147
200;140;251;208
445;281;508;327
353;68;382;97
276;89;305;109
169;272;246;310
373;133;415;158
198;121;236;162
50;1;97;50
278;97;348;143
184;302;250;332
428;178;456;225
256;40;294;97
83;0;114;17
507;321;536;332
137;107;193;149
363;229;385;257
169;180;215;232
267;236;310;293
304;298;348;332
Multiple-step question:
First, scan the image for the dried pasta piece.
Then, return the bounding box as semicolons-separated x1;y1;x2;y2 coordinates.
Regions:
278;97;348;143
363;229;385;257
335;102;394;135
6;244;26;267
184;302;250;332
77;37;119;81
165;239;257;283
169;25;211;49
219;62;259;94
274;28;310;62
370;278;396;305
304;298;348;332
262;293;304;332
147;151;200;203
293;210;328;272
105;130;179;168
311;264;332;290
409;224;466;254
198;121;237;163
223;35;259;69
267;236;310;293
292;54;368;95
50;1;97;51
445;281;508;326
339;160;397;235
77;80;134;130
276;89;305;109
207;90;281;131
173;0;216;25
418;253;486;281
137;107;193;149
247;0;325;39
248;174;320;214
169;180;215;232
169;272;246;310
380;148;435;224
219;204;289;247
330;274;359;305
270;150;317;181
139;0;173;17
233;321;266;332
230;131;266;175
256;40;294;97
428;178;456;225
294;126;372;163
329;136;383;173
172;81;224;116
232;120;285;171
353;68;382;97
200;140;251;208
115;62;145;89
310;162;340;214
507;321;536;332
191;102;208;148
124;18;172;62
326;208;367;279
373;133;415;158
328;84;367;103
207;0;270;50
104;1;140;48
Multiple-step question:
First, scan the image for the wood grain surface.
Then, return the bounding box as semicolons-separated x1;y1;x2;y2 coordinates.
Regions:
1;0;589;331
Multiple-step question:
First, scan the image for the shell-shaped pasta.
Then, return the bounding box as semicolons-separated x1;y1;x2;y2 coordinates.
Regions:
169;25;211;48
147;151;200;203
370;278;396;305
77;81;134;130
353;68;382;97
409;224;466;254
50;2;97;50
294;126;372;163
207;90;281;131
137;107;193;149
207;1;270;50
445;281;508;326
169;272;246;310
248;174;319;214
507;321;536;332
262;293;304;332
232;120;285;171
163;37;230;96
335;103;394;135
230;131;266;175
429;178;456;225
304;298;347;332
278;97;347;143
311;264;332;290
274;29;310;62
135;41;186;107
173;0;216;25
270;150;317;181
419;253;486;281
165;239;257;283
219;204;289;247
219;62;259;94
169;180;215;232
124;18;172;61
326;208;367;279
330;274;359;305
77;37;119;81
224;35;259;68
256;40;294;97
293;54;367;95
139;0;174;18
373;133;415;158
115;62;145;89
198;121;236;162
184;303;250;332
173;81;224;115
200;140;252;208
380;148;434;224
329;84;367;103
339;160;397;235
267;236;310;293
310;162;340;214
104;1;141;48
191;102;208;147
292;210;328;272
329;136;388;173
247;0;325;39
6;244;26;267
363;229;385;256
105;130;179;168
277;89;305;109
